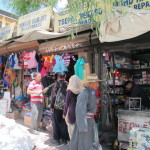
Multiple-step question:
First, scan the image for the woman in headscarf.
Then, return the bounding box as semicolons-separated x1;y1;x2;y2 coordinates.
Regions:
63;75;84;139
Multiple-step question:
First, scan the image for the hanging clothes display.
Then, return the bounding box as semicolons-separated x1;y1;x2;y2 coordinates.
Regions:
18;53;24;68
49;55;56;72
40;67;47;77
14;54;21;69
61;54;76;66
3;67;17;86
22;52;30;69
42;55;56;72
53;55;68;73
28;50;38;69
75;58;85;80
9;54;15;69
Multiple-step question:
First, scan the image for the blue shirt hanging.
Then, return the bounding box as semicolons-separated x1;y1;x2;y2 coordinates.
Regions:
75;58;85;80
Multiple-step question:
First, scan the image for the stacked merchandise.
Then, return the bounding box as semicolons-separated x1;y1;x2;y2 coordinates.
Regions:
134;71;150;85
128;127;150;150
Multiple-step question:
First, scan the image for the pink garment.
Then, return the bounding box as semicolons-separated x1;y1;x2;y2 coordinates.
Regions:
61;54;76;66
40;67;46;77
52;58;56;66
28;51;38;69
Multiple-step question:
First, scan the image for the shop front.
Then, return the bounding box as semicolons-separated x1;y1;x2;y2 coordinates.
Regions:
98;31;150;149
0;27;101;136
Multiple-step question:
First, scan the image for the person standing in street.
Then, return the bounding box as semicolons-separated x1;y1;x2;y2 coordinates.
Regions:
63;75;84;139
27;72;47;132
50;72;69;145
69;73;102;150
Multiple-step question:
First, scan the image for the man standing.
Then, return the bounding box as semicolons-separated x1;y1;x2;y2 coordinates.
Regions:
50;72;69;144
27;72;47;132
69;73;102;150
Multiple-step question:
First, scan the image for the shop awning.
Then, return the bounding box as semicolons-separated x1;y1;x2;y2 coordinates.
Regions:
0;41;39;55
99;8;150;43
0;24;92;47
39;32;97;54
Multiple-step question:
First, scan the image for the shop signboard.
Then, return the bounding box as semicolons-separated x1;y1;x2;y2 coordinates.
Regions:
54;0;150;33
39;33;91;53
54;0;106;32
118;110;150;142
17;7;52;36
0;22;16;41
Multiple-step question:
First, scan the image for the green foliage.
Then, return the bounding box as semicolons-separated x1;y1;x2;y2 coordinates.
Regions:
3;0;57;15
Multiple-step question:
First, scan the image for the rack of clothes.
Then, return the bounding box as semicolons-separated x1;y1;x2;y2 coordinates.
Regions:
1;50;87;97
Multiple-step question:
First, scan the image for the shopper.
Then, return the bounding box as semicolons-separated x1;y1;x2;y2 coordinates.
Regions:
123;81;150;108
69;73;102;150
63;75;84;139
27;72;47;132
50;72;69;145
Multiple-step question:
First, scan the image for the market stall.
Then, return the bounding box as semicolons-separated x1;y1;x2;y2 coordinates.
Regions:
100;48;150;149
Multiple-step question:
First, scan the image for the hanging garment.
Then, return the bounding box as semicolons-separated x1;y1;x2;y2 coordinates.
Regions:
28;51;38;69
9;54;15;69
49;56;56;72
42;56;51;72
53;55;68;73
14;54;21;69
75;58;85;80
22;52;30;69
18;53;24;68
40;67;46;77
35;54;42;72
3;69;17;85
61;54;76;66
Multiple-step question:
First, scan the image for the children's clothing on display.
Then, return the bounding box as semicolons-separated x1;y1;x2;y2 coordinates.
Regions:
42;55;56;72
9;54;15;68
14;54;21;69
61;54;76;66
75;58;85;80
49;55;56;72
40;67;46;77
53;55;68;73
44;60;51;72
18;53;24;68
22;52;30;69
28;51;38;69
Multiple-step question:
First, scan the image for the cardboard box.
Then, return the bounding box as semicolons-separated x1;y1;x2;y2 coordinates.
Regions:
24;115;31;127
6;112;21;120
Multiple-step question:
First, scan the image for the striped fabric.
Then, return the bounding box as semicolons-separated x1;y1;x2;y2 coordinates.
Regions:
27;80;44;103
